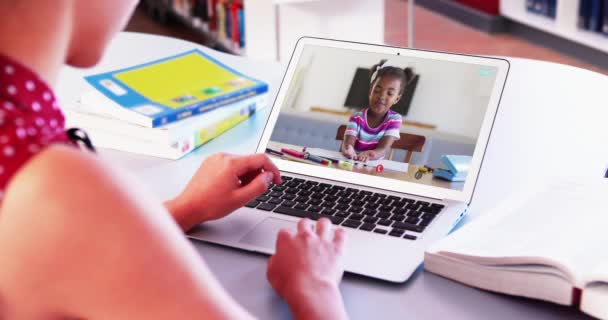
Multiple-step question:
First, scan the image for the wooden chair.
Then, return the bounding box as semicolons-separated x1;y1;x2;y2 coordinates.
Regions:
336;125;425;163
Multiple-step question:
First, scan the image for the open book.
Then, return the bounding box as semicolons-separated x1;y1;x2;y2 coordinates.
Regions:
424;178;608;319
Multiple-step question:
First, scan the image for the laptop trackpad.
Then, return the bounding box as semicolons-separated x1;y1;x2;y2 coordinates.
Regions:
239;217;298;250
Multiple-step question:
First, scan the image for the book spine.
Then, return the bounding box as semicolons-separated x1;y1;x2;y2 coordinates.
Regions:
603;0;608;35
79;99;261;160
209;0;217;31
579;0;591;30
572;287;582;308
589;0;603;31
238;8;245;48
540;0;549;16
225;1;232;40
217;0;226;40
533;0;544;15
151;83;268;127
526;0;535;12
166;101;257;158
547;0;556;18
167;94;266;141
231;2;240;49
192;102;256;148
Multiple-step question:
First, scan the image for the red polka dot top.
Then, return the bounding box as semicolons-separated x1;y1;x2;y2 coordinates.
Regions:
0;54;75;199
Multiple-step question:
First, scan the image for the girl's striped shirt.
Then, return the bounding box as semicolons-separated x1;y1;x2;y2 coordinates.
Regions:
344;108;402;152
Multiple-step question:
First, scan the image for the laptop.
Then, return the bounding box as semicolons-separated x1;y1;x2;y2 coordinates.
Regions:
188;37;509;282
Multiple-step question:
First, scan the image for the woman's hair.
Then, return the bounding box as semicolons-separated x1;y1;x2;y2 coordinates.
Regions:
370;59;414;94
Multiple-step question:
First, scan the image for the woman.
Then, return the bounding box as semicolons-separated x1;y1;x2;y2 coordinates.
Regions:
0;1;348;319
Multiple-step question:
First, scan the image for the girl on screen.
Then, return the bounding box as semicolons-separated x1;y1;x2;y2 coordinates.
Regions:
341;59;414;162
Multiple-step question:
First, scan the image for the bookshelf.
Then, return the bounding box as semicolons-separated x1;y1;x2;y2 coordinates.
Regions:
142;0;246;55
501;0;608;54
143;0;384;61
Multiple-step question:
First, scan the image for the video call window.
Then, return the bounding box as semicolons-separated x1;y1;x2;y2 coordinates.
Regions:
266;45;498;191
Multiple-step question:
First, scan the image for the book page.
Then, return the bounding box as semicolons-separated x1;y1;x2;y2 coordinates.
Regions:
584;260;608;285
581;276;608;319
430;178;608;285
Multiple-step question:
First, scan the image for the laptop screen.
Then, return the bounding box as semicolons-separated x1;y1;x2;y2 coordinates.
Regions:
262;41;506;199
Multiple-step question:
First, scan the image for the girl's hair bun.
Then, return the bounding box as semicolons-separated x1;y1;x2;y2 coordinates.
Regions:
370;59;414;94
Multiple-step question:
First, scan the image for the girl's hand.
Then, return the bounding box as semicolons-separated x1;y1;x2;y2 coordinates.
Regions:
342;145;356;159
267;219;348;320
166;153;282;231
356;150;377;162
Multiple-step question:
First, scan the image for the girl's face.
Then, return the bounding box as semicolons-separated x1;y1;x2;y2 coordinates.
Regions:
369;75;402;116
67;0;139;67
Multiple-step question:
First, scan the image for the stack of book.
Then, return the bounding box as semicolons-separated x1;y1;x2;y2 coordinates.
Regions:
65;49;268;159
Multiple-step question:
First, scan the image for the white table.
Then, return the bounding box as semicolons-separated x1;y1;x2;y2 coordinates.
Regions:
57;32;608;319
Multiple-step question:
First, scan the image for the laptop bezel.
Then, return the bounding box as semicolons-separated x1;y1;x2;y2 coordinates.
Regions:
256;37;509;204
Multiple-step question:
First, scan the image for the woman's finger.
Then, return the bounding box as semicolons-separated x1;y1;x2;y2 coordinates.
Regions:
333;227;346;251
233;154;281;184
297;218;314;234
316;218;332;240
233;171;274;204
275;228;294;251
239;168;263;185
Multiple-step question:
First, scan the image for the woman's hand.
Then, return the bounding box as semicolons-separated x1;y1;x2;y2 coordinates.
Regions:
267;218;348;320
166;153;282;231
342;144;356;159
355;150;377;162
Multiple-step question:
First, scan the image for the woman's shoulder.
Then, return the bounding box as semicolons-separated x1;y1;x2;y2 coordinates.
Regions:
2;144;116;214
7;145;97;192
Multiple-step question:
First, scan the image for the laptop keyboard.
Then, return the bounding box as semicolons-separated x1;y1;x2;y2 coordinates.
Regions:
245;175;445;241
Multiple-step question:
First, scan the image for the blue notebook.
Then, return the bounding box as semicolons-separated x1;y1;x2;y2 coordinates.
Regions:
84;50;268;128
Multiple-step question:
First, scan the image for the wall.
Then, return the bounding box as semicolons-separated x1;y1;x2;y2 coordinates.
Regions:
285;45;497;140
244;0;384;61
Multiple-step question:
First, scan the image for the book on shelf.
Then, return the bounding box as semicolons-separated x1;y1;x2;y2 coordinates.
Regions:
526;0;556;19
66;93;268;160
579;0;592;30
84;49;266;128
589;0;604;32
424;178;608;319
603;0;608;35
578;0;606;32
171;0;245;51
547;0;556;18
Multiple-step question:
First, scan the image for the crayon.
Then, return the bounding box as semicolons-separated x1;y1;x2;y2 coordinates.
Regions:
281;148;305;158
305;153;330;165
265;148;284;156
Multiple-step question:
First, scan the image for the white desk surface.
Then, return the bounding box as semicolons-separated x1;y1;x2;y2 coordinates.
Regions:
57;32;608;319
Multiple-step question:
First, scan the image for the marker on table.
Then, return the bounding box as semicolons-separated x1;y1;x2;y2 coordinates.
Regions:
265;148;284;156
305;150;384;171
305;153;331;165
281;148;305;158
